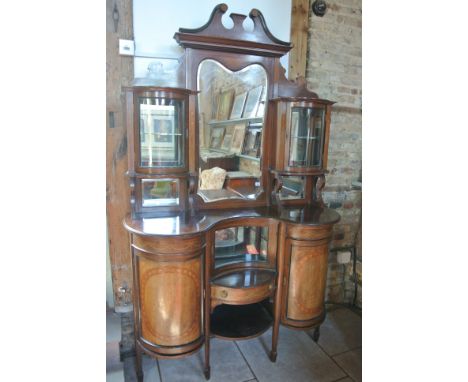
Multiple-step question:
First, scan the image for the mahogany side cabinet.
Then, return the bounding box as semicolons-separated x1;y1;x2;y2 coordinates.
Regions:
122;4;340;380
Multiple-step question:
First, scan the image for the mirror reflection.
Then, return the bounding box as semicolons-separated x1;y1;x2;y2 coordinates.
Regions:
142;178;179;207
279;176;305;200
197;60;267;202
214;226;268;269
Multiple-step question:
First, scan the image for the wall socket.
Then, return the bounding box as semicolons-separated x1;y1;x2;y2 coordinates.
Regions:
119;39;135;56
337;250;352;264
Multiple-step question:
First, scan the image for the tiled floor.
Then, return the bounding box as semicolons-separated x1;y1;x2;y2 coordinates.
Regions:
117;306;361;382
107;310;125;382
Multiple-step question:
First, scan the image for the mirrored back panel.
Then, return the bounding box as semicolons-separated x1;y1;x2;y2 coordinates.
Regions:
197;60;267;203
141;178;179;207
214;226;268;269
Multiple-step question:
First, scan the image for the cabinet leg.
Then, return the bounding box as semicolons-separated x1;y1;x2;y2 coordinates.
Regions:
269;350;277;362
204;365;211;380
270;276;282;362
135;345;143;382
270;301;280;362
312;326;320;342
204;340;210;380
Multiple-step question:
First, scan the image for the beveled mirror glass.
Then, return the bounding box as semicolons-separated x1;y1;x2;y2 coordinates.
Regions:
197;60;267;202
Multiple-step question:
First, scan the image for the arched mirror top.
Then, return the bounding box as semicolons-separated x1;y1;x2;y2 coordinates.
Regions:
197;59;268;203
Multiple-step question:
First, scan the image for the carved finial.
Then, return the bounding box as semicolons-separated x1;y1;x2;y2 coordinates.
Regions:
314;175;326;204
230;13;248;33
219;3;228;12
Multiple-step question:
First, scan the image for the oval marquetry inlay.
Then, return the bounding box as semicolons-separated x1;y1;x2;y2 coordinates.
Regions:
287;243;328;321
139;257;201;346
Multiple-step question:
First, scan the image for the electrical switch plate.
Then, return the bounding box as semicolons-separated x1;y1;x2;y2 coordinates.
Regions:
119;39;134;56
337;250;352;264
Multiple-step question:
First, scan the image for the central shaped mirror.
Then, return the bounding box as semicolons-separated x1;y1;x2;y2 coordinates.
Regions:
197;60;267;202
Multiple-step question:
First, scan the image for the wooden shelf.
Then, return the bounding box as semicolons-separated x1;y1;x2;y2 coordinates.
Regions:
208;117;263;127
214;253;267;268
237;154;260;161
211;269;275;288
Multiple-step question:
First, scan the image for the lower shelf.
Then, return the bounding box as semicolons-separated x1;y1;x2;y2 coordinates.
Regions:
210;300;273;340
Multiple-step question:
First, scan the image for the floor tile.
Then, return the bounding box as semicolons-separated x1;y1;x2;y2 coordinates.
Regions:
312;308;361;356
158;338;254;382
107;311;122;343
107;368;125;382
333;348;361;382
107;341;122;372
107;310;123;374
124;354;161;382
236;327;346;382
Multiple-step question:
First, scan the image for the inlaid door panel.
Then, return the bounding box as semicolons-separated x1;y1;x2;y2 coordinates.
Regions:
285;239;328;322
138;255;202;347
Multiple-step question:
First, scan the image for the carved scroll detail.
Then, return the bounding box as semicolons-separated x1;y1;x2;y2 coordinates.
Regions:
314;175;326;204
174;4;292;57
271;175;284;205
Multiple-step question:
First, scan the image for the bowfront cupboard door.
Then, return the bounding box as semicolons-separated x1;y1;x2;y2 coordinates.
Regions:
272;99;332;174
288;106;326;169
131;234;205;356
137;97;186;170
281;231;330;328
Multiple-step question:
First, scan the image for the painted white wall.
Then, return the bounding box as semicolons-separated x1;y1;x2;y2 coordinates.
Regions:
133;0;292;79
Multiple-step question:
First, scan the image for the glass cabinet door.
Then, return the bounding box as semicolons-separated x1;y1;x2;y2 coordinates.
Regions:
139;97;185;168
289;107;325;168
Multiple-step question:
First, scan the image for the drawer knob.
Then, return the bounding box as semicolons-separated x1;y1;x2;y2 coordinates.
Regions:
220;290;228;298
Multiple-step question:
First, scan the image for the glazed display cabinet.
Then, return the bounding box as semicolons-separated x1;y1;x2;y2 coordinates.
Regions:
123;4;340;380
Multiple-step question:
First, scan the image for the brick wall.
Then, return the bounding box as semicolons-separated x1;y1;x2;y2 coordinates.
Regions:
306;0;362;307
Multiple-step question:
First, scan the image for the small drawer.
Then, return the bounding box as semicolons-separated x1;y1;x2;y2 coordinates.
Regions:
211;269;276;306
211;283;273;306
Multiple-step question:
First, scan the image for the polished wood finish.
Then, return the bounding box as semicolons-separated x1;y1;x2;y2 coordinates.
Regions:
211;269;275;309
224;175;257;191
138;255;202;346
124;206;339;237
285;241;328;320
281;224;333;329
174;4;291;57
131;232;205;359
122;4;340;380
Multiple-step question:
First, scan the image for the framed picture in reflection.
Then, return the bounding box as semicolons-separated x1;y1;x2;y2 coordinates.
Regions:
230;92;247;119
210;126;225;149
230;124;246;154
242;129;261;157
242;86;263;118
217;89;234;121
153;119;174;147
